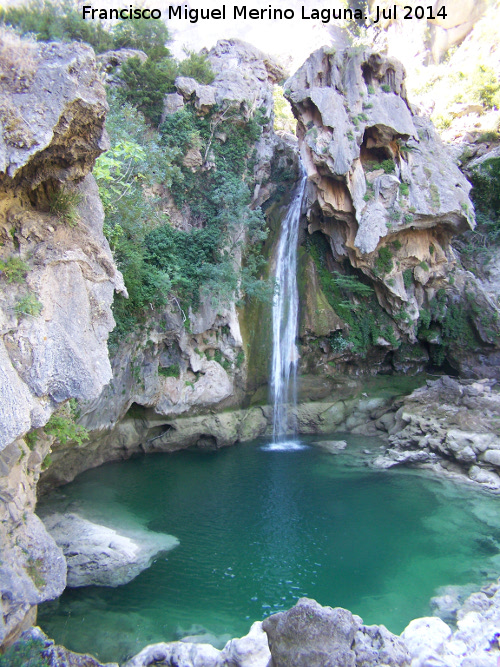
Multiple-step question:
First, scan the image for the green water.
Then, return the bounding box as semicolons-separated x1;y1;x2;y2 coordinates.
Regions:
38;435;500;663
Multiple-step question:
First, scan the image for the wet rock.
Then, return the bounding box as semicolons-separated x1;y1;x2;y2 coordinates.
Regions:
42;513;178;587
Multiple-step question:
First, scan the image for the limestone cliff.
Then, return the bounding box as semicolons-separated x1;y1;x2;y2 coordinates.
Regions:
285;46;500;377
38;39;295;489
0;33;124;645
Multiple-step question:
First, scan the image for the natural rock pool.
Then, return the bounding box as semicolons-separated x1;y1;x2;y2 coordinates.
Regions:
38;435;500;663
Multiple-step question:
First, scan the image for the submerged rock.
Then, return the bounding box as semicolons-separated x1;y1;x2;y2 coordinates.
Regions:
42;513;178;587
314;439;348;453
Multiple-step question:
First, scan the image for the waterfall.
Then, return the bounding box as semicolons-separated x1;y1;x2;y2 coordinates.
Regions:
269;166;307;449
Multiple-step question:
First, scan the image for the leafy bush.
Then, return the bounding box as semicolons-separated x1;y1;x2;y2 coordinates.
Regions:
178;48;215;84
399;182;409;196
15;293;42;317
0;255;28;283
111;18;171;60
43;412;89;446
25;430;38;450
403;268;413;288
0;0;113;52
375;247;393;274
118;56;177;125
381;159;395;174
381;84;391;93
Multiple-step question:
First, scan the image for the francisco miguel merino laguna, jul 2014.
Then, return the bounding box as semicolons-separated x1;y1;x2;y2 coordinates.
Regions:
81;4;449;23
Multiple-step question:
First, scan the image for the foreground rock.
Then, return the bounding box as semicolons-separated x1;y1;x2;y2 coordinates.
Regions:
123;621;271;667
12;586;500;666
42;513;179;587
6;626;118;667
403;577;500;666
371;376;500;491
263;598;410;667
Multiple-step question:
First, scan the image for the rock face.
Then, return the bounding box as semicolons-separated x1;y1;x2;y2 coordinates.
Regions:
0;34;123;645
37;38;295;488
285;45;500;376
370;376;500;490
42;513;179;587
262;597;410;667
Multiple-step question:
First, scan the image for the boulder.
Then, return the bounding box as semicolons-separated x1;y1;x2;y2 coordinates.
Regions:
262;598;359;667
42;513;179;587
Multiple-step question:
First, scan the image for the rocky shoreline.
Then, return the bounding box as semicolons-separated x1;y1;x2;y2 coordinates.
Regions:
10;578;500;667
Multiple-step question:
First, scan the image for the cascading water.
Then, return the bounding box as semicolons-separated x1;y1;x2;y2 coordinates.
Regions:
269;165;307;449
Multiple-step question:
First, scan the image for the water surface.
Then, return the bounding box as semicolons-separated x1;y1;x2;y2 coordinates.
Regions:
38;436;500;663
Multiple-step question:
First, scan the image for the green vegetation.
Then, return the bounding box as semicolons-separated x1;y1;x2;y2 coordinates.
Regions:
457;157;500;269
43;409;89;446
367;85;375;94
375;247;393;274
0;0;113;52
25;430;38;450
307;232;398;357
0;637;49;667
118;56;177;125
236;350;245;368
381;159;395;174
158;363;180;378
403;269;413;288
0;255;28;283
14;293;42;317
273;86;296;134
48;187;82;226
399;182;409;196
96;94;271;348
381;84;391;93
178;48;215;84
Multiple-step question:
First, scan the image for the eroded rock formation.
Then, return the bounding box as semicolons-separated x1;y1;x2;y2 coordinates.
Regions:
370;376;500;491
0;35;124;645
285;46;500;376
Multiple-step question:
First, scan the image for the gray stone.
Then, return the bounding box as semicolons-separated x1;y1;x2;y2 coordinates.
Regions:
262;598;359;667
42;513;179;587
482;450;500;467
220;621;271;667
123;641;221;667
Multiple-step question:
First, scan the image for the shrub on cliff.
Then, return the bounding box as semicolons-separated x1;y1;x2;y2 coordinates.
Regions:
178;48;215;85
0;0;113;52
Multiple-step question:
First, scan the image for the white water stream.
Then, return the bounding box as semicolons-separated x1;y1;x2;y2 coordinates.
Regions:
269;166;307;449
